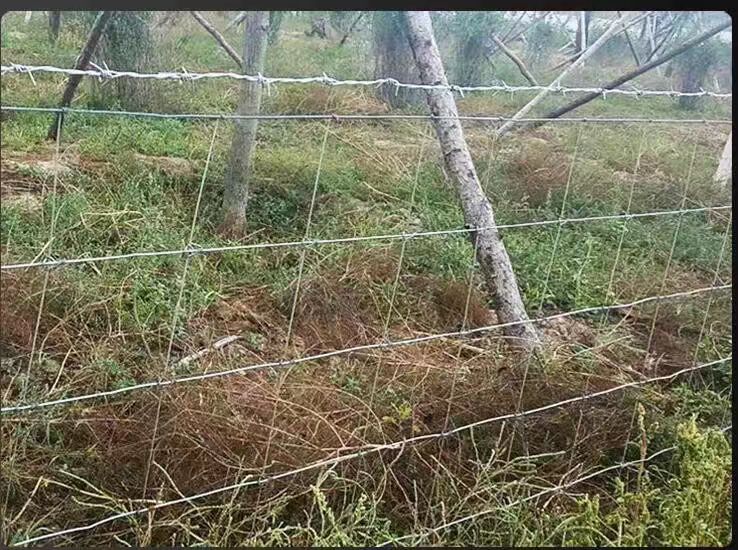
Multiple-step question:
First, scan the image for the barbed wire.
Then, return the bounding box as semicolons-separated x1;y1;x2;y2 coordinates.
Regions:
2;284;730;414
2;63;732;100
1;206;730;272
1;105;732;125
10;355;730;547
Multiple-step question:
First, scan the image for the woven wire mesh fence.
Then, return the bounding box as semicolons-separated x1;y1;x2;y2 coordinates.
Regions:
0;56;733;546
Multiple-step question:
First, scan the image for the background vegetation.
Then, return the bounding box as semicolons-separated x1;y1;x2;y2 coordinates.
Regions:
0;10;732;546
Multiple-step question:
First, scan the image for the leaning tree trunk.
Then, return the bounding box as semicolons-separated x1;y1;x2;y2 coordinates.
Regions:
219;11;269;238
48;11;115;140
373;12;424;109
403;11;540;351
522;20;731;133
49;11;61;43
714;132;732;187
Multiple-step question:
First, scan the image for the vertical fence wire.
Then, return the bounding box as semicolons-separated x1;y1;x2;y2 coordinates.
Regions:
368;134;429;409
602;126;648;320
690;210;732;386
537;125;584;312
644;141;698;363
22;113;64;401
140;120;220;498
253;123;331;533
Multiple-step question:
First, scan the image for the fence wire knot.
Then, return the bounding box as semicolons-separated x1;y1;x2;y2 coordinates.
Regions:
184;243;205;258
450;84;465;97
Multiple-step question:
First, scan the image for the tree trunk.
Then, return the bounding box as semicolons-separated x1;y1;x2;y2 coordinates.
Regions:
373;12;424;109
403;11;540;351
576;11;588;53
219;11;269;238
49;11;61;43
523;20;731;133
47;11;115;141
714;132;731;187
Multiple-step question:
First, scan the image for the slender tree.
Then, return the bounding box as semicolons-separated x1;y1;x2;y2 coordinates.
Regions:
48;11;115;140
403;11;540;351
48;11;61;43
219;12;270;238
191;11;243;68
674;40;719;110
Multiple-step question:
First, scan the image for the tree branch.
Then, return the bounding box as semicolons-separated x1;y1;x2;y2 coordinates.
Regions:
523;20;732;133
497;11;638;138
191;11;243;69
339;12;364;46
490;33;538;85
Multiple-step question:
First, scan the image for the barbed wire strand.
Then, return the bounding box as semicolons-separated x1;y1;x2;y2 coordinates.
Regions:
2;284;730;415
11;355;730;547
2;63;732;99
2;206;730;272
0;105;732;125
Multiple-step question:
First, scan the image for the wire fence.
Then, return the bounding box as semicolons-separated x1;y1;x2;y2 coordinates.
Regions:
0;56;733;546
2;63;733;99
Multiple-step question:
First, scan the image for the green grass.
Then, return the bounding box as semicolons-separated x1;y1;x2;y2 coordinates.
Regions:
0;10;732;547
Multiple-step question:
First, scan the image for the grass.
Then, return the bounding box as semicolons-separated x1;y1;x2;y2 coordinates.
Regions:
0;10;733;547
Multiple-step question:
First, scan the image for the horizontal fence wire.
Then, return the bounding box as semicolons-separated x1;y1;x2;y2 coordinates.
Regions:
1;63;733;100
10;355;730;547
2;284;730;414
1;43;733;548
380;425;734;546
0;105;733;125
1;206;731;272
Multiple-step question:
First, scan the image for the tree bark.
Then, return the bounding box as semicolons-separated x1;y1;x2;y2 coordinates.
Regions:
714;132;731;187
403;11;540;351
496;11;636;138
47;11;115;141
576;11;589;53
191;12;243;68
373;12;424;109
49;11;61;43
490;33;538;85
522;20;731;133
219;11;269;238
